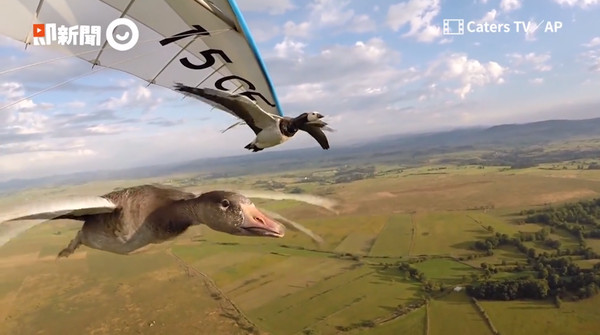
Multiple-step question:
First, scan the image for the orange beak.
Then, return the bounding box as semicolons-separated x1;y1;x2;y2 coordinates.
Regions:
240;203;285;238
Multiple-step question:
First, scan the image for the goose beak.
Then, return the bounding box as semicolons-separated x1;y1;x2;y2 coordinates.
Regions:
240;204;286;238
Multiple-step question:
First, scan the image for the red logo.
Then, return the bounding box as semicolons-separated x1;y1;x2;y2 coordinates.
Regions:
33;24;45;37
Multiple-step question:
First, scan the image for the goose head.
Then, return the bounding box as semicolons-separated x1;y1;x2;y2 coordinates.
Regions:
293;112;324;125
195;191;286;237
306;111;324;122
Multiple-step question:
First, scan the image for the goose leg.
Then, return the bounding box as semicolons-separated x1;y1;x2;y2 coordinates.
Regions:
244;142;263;152
57;230;83;258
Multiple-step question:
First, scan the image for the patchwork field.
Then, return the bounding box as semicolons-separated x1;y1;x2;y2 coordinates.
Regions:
428;292;491;335
2;164;600;334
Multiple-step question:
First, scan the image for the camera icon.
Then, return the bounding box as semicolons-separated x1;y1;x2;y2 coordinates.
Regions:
443;19;465;35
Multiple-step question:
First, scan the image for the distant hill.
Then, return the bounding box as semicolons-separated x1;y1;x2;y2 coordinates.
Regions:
2;117;600;193
361;117;600;151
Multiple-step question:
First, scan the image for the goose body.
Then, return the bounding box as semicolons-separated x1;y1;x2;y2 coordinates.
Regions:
252;118;292;150
174;84;333;152
0;185;287;257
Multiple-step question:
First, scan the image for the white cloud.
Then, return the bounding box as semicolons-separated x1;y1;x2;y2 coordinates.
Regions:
386;0;441;43
522;19;543;41
247;21;281;42
350;14;377;33
529;78;544;85
99;85;162;111
353;39;389;62
283;21;311;38
0;148;96;177
5;111;49;135
86;124;135;135
281;0;375;39
0;82;24;101
554;0;600;8
583;37;600;48
65;101;86;109
279;83;327;103
266;37;427;119
507;52;553;72
500;0;521;12
309;0;354;26
237;0;296;14
0;82;53;135
580;49;600;72
432;54;505;99
274;37;307;58
0;139;86;155
477;9;497;24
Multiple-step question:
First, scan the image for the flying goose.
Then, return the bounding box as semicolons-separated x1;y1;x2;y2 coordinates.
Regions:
174;84;333;152
0;185;292;258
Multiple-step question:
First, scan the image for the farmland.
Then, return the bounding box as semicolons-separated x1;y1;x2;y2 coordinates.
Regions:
3;162;600;334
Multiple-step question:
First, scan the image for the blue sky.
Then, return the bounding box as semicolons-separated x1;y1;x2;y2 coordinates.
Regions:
0;0;599;181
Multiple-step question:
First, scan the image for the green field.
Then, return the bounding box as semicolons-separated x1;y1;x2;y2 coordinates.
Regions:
368;214;413;257
480;296;600;335
412;258;478;285
429;292;491;335
3;163;600;334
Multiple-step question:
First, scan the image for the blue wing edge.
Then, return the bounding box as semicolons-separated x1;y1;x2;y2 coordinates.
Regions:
227;0;285;116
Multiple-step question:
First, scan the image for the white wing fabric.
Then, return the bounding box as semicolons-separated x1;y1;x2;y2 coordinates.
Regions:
0;0;284;116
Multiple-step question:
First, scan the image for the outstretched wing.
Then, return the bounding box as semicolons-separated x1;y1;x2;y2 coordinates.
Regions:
235;189;339;213
0;220;46;248
221;120;247;133
174;84;275;135
299;123;330;150
260;209;325;245
0;196;117;247
0;196;117;223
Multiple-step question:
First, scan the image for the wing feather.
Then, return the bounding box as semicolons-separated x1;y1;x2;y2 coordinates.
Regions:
0;196;117;224
0;220;46;248
299;123;330;150
259;209;324;245
174;84;276;135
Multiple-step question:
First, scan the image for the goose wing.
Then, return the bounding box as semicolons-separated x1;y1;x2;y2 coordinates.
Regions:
0;196;117;223
174;84;277;135
221;120;247;133
0;196;117;248
306;119;336;132
260;209;324;245
299;123;330;150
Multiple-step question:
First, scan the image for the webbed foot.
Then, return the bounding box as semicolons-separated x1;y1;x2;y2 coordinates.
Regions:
244;143;263;152
56;231;83;259
57;248;74;258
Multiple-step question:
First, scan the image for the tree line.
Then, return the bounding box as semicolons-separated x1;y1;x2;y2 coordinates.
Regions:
523;198;600;241
467;198;600;302
467;256;600;302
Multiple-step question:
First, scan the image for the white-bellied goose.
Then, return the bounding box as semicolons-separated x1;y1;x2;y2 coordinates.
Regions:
174;84;333;152
0;185;290;258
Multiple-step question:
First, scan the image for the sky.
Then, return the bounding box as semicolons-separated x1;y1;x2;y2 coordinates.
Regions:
0;0;599;182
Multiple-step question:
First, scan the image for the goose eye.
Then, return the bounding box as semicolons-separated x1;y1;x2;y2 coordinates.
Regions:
220;199;230;208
